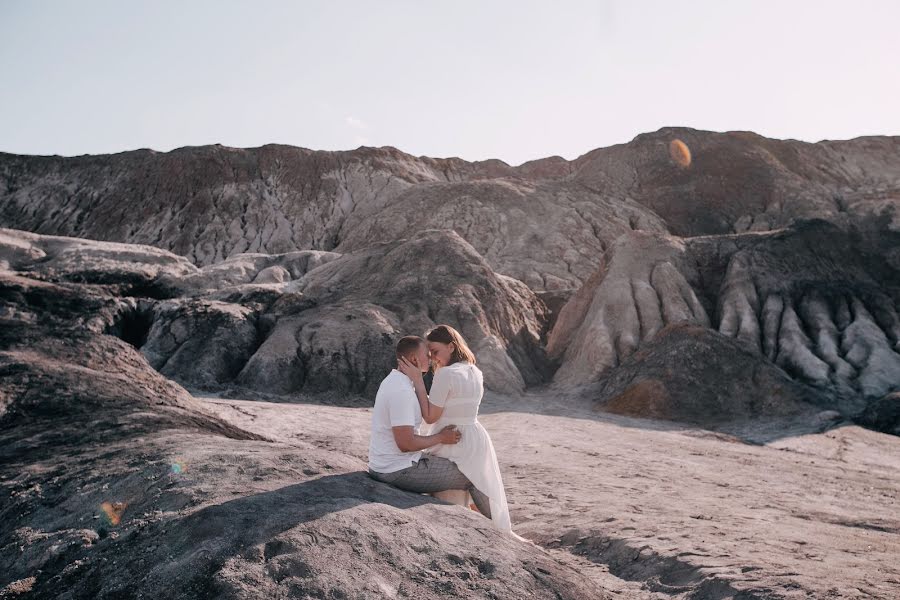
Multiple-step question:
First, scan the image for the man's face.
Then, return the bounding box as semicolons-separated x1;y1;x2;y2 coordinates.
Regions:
408;343;430;373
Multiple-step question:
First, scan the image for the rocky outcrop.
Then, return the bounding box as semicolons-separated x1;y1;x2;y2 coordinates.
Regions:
0;272;609;600
549;220;900;425
0;272;262;441
547;232;709;386
571;128;900;237
592;323;825;424
335;179;667;292
1;227;550;398
282;229;551;394
857;391;900;435
707;220;900;412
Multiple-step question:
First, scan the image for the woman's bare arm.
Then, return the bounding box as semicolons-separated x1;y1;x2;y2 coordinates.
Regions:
411;376;444;424
398;357;444;424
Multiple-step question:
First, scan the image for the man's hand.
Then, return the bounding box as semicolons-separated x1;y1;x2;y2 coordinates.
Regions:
438;425;461;445
392;425;461;451
398;356;424;382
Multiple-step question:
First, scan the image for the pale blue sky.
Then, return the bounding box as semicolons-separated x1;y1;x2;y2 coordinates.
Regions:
1;0;898;165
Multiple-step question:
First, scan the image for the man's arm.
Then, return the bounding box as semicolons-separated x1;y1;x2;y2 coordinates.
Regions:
392;425;461;452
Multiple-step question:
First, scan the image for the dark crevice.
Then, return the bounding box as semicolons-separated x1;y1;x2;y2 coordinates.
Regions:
105;304;155;350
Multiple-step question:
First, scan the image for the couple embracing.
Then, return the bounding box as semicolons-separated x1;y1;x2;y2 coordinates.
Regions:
367;324;512;532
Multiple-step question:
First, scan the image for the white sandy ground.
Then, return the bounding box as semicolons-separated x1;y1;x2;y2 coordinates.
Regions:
199;389;900;600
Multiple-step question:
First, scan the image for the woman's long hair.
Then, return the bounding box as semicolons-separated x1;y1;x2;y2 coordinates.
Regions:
426;324;476;365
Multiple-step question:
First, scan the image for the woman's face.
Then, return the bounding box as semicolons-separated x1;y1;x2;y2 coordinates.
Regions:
427;341;454;369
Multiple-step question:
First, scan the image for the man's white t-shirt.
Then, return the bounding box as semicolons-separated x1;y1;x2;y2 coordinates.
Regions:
368;369;423;473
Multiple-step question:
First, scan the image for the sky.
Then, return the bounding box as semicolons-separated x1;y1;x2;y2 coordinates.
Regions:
1;0;899;165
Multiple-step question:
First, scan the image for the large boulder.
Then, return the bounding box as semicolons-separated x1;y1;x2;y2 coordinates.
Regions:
592;324;823;425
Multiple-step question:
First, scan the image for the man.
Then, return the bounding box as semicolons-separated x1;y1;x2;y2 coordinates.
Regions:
367;335;492;518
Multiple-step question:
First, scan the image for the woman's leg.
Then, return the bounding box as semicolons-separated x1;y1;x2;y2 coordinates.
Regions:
468;486;492;519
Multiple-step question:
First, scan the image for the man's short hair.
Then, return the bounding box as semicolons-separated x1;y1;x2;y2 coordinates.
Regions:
396;336;425;359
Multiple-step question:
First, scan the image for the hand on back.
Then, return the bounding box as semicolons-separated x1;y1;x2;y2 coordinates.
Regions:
439;425;461;445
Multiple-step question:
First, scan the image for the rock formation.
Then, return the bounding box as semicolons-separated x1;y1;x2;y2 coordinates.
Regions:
0;271;607;599
0;227;549;399
571;129;900;237
591;323;825;424
2;127;900;598
549;219;900;428
547;231;710;386
1;127;898;426
4;128;897;298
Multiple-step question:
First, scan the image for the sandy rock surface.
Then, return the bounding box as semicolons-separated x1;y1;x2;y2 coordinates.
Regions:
201;392;900;600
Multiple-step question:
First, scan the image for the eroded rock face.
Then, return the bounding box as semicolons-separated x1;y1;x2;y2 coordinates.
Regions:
0;143;573;276
0;272;608;600
0;228;198;298
548;231;709;386
141;299;262;388
571;128;900;237
0;273;261;440
335;179;667;292
549;220;900;424
287;229;551;394
708;221;900;410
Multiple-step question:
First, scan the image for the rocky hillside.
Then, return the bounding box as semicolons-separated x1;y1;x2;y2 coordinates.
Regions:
2;252;898;599
1;127;898;431
0;228;547;397
2;128;897;293
2;128;900;598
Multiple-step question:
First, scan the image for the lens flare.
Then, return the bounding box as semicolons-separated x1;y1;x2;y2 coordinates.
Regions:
100;501;127;526
669;139;692;168
170;458;187;474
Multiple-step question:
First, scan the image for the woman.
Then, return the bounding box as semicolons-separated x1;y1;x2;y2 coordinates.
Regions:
398;324;512;532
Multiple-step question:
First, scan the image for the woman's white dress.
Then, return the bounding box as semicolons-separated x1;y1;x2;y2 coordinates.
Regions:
422;361;512;532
